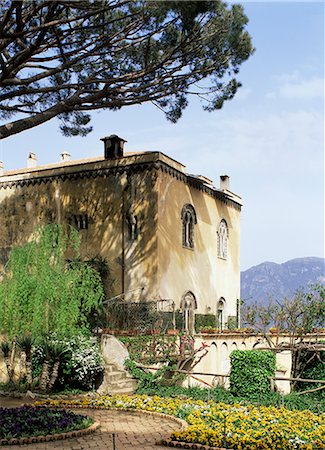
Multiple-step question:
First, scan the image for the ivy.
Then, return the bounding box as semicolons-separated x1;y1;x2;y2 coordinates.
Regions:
0;224;104;339
230;350;276;398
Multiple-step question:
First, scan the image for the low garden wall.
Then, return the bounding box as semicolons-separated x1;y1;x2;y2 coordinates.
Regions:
192;333;293;393
192;331;324;394
2;332;324;394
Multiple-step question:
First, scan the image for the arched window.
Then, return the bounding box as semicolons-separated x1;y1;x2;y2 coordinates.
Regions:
217;219;228;259
217;298;225;330
181;291;197;333
181;204;197;249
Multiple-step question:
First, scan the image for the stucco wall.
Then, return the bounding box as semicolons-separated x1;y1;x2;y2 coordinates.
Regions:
0;151;241;326
157;170;240;320
0;160;159;300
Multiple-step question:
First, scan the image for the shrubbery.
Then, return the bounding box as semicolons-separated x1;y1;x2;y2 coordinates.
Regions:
32;335;104;391
297;349;325;392
230;350;276;398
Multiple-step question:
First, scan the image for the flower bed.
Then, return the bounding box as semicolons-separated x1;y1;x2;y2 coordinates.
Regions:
38;394;325;450
171;403;325;450
0;406;93;441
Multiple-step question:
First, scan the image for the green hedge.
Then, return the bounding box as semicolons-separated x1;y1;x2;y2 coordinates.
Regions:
230;350;276;398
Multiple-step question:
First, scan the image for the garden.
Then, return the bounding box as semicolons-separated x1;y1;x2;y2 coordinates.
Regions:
0;225;105;394
39;394;325;450
0;225;324;448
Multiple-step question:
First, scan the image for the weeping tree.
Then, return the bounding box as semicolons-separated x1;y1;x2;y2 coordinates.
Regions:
0;224;104;390
0;0;254;139
0;224;104;339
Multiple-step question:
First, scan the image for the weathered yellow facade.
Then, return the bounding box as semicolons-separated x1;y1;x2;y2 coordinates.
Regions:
0;137;242;327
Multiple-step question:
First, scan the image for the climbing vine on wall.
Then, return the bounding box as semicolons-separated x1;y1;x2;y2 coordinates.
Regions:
0;224;104;338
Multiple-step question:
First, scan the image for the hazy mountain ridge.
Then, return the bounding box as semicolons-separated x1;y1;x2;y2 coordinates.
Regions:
240;257;325;304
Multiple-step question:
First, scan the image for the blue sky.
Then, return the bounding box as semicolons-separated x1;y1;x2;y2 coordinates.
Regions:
0;1;324;270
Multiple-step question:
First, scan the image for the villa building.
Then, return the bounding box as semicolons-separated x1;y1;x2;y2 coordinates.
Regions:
0;135;242;331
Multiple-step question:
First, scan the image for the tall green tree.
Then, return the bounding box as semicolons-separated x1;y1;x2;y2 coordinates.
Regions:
0;0;254;139
0;224;104;338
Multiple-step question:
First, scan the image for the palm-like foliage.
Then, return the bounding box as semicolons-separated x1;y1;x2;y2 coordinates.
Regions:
0;340;10;357
17;334;34;360
16;334;35;386
0;340;13;382
47;342;70;391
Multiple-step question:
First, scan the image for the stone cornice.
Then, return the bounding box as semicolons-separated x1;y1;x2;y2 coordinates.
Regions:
157;161;242;211
0;158;241;211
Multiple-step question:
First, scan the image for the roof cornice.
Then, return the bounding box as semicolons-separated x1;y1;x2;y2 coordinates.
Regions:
156;161;242;211
0;157;241;211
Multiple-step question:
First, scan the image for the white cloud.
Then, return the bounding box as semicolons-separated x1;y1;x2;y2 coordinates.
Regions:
265;91;276;100
266;75;324;100
279;77;324;99
274;70;301;83
129;108;324;187
181;109;324;179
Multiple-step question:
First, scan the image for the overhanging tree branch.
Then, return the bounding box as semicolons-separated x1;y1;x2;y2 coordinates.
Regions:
0;0;254;139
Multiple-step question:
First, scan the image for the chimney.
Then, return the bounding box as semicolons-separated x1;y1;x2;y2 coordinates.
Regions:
220;175;230;191
101;134;126;159
60;152;71;162
27;152;37;169
0;161;3;176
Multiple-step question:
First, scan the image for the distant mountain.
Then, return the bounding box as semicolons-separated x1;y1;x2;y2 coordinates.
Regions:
240;257;325;305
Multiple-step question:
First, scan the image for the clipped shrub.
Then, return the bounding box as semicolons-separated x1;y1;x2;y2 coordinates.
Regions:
230;350;275;398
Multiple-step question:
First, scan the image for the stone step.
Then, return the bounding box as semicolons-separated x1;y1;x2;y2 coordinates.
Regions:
102;385;136;395
98;361;138;396
104;370;128;382
99;335;138;395
104;363;119;372
112;386;137;395
104;363;136;380
108;378;138;390
97;378;138;396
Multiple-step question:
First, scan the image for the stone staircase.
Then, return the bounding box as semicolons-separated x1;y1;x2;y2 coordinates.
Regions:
97;362;138;395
